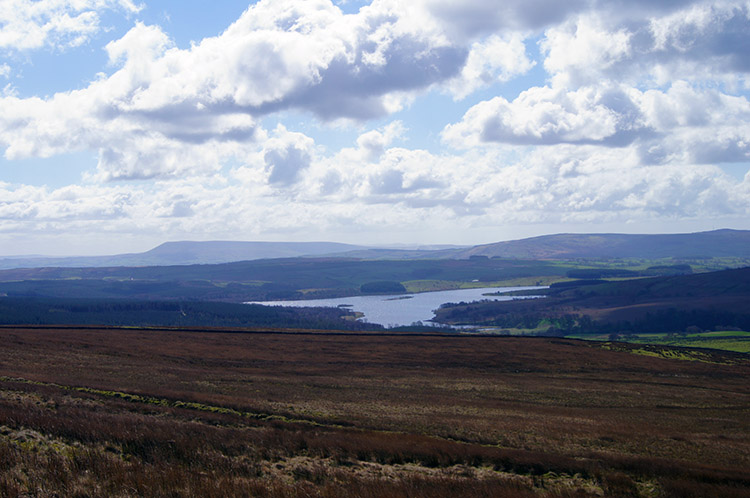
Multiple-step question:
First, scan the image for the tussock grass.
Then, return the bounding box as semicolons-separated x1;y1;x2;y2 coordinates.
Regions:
0;327;748;496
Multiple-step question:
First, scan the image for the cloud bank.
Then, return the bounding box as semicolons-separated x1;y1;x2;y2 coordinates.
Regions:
0;0;749;252
0;0;141;51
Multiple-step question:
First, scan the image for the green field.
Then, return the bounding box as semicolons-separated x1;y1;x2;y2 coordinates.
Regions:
568;330;750;354
402;276;563;293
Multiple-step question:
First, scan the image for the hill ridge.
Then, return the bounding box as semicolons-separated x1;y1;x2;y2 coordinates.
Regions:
456;229;750;259
1;228;749;270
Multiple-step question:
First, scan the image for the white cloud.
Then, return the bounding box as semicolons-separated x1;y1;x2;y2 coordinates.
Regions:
105;21;171;66
423;0;589;36
0;0;471;181
541;3;750;87
263;125;315;185
444;79;750;167
646;2;750;77
2;141;747;248
443;85;646;147
541;15;632;88
0;64;9;78
294;131;750;226
0;0;141;51
1;0;749;254
88;0;467;120
447;33;535;99
635;82;750;165
355;121;405;161
0;80;261;181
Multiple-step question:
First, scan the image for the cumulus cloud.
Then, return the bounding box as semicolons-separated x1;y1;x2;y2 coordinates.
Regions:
2;141;748;247
0;0;141;52
0;0;471;180
190;0;466;119
443;85;648;147
301;133;744;226
0;182;136;226
447;34;535;99
263;125;315;186
0;78;260;181
1;0;749;253
541;15;632;88
635;82;750;165
83;0;467;120
444;78;749;166
541;3;750;87
646;3;750;77
356;121;405;161
424;0;589;36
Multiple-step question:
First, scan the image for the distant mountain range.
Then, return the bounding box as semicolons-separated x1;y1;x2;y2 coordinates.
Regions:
1;229;749;270
452;229;750;260
0;241;368;270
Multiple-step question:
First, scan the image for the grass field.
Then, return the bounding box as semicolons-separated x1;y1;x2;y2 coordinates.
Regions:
0;326;749;497
569;330;750;354
402;276;564;293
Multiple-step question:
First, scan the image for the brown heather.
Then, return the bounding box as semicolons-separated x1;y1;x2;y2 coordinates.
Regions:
0;326;748;497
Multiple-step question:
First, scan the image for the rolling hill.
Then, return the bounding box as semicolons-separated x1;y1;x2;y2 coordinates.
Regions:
434;266;750;334
2;229;750;271
454;229;750;259
0;241;368;269
0;257;566;301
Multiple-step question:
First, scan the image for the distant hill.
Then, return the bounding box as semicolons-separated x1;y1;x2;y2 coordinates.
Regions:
0;241;368;269
0;257;567;302
435;266;750;334
141;241;368;264
570;266;750;298
2;229;750;271
455;229;750;259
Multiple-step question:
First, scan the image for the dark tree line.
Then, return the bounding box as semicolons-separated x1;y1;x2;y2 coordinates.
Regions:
0;297;383;331
435;301;750;336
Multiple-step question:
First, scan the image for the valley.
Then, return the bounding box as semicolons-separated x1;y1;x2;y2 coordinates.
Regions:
1;230;749;496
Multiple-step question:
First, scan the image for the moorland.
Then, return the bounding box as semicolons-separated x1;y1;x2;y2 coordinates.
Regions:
1;230;749;496
1;326;748;497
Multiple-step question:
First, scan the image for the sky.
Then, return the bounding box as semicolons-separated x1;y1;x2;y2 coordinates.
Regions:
1;0;749;256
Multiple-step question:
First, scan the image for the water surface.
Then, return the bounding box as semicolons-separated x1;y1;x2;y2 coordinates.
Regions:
248;286;544;327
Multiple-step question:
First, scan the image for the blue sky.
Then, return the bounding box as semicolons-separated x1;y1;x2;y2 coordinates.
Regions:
1;0;749;255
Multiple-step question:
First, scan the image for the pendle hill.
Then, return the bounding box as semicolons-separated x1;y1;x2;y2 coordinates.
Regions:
2;229;750;270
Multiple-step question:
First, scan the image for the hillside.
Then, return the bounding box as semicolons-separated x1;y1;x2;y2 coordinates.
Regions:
0;241;368;270
0;257;567;302
1;327;748;497
434;266;750;334
0;297;381;330
142;241;367;264
3;229;750;270
456;229;750;259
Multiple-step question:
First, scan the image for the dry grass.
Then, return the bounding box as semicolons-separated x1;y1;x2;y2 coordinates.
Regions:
0;326;748;497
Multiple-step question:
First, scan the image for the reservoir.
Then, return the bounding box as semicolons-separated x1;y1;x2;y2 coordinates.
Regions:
247;286;545;328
